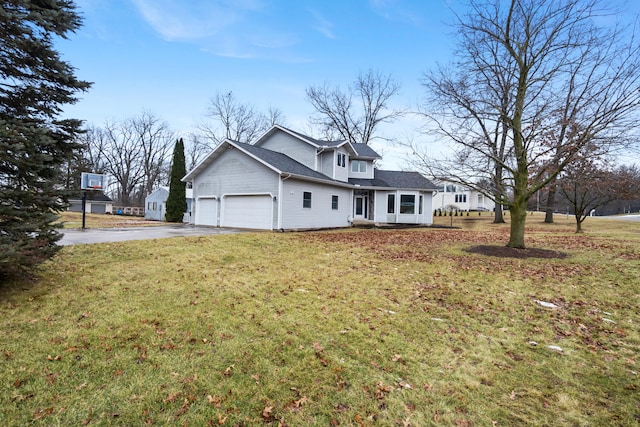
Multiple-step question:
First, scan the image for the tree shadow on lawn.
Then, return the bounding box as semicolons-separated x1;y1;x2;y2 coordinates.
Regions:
464;245;570;259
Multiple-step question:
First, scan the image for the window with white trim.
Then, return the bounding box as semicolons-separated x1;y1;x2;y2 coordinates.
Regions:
331;195;339;210
400;195;415;214
351;160;366;173
387;194;395;214
303;191;312;208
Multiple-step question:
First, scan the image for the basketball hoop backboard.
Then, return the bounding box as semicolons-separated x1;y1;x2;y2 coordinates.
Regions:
81;172;105;191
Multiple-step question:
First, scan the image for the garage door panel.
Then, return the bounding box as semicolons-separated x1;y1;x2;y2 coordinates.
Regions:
90;204;106;214
196;198;218;226
222;195;272;230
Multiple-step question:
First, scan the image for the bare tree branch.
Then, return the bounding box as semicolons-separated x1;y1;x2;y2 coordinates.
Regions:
306;69;404;145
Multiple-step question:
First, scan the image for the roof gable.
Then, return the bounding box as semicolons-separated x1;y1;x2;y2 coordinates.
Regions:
254;125;326;148
183;139;345;185
235;142;333;181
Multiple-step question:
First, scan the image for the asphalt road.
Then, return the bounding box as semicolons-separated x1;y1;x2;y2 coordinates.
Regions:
59;224;243;245
602;214;640;222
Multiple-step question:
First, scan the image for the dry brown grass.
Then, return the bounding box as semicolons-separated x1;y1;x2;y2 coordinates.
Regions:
1;212;638;425
57;211;164;229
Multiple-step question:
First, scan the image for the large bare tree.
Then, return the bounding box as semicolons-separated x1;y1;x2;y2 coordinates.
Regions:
196;91;284;150
131;111;174;198
83;113;173;206
415;0;640;248
306;69;404;145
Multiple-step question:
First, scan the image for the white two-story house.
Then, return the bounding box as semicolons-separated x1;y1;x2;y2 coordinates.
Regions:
432;181;496;212
182;125;438;230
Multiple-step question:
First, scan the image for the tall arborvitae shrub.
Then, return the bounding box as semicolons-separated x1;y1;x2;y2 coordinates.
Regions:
165;138;187;222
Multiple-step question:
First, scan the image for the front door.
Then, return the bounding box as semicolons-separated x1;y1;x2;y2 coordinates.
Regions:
354;195;368;219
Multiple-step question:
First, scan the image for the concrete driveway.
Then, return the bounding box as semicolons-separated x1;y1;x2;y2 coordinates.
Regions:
59;224;243;245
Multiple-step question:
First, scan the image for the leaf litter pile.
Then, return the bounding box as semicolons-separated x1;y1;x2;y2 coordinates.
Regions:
0;221;639;426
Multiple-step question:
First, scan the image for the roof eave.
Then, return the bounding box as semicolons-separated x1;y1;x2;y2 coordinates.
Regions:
282;173;353;188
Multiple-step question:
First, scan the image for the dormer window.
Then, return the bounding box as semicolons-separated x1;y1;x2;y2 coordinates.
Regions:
351;160;366;173
336;153;346;167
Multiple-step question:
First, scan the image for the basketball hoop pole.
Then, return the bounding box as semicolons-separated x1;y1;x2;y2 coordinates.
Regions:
81;191;87;230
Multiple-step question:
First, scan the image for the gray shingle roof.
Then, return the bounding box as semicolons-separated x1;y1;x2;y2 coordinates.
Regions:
69;192;113;202
350;170;438;190
351;143;381;158
236;142;337;182
276;126;344;147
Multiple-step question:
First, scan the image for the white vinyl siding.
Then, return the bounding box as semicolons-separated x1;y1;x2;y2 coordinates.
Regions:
144;187;169;221
280;179;351;230
255;131;317;170
193;148;279;198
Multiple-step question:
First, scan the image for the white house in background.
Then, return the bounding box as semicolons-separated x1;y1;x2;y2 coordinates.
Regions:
144;186;193;222
432;181;496;212
68;192;113;214
182;125;439;231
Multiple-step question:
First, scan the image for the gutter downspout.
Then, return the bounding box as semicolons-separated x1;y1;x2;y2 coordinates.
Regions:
315;145;328;172
278;174;292;231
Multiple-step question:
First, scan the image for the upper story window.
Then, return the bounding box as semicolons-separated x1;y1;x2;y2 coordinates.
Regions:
336;153;346;167
351;160;366;173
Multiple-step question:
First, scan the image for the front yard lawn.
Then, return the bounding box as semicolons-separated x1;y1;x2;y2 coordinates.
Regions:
1;215;638;425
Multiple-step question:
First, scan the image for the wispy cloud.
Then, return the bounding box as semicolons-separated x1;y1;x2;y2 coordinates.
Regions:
131;0;252;40
130;0;310;60
310;9;337;39
368;0;423;26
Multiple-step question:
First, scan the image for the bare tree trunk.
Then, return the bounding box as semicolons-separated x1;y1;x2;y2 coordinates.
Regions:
494;204;505;223
507;169;529;248
544;183;557;223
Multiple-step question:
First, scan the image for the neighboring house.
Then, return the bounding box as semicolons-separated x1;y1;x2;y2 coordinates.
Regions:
432;181;496;212
68;192;113;214
182;125;438;230
144;186;194;222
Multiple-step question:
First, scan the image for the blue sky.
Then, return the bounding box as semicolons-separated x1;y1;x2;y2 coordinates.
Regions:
57;0;460;168
57;0;639;169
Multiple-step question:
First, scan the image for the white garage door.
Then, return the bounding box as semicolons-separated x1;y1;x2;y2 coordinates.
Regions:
196;198;218;226
222;195;273;230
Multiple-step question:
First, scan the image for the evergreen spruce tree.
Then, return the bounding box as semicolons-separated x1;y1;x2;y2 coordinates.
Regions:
1;1;91;278
165;138;187;222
